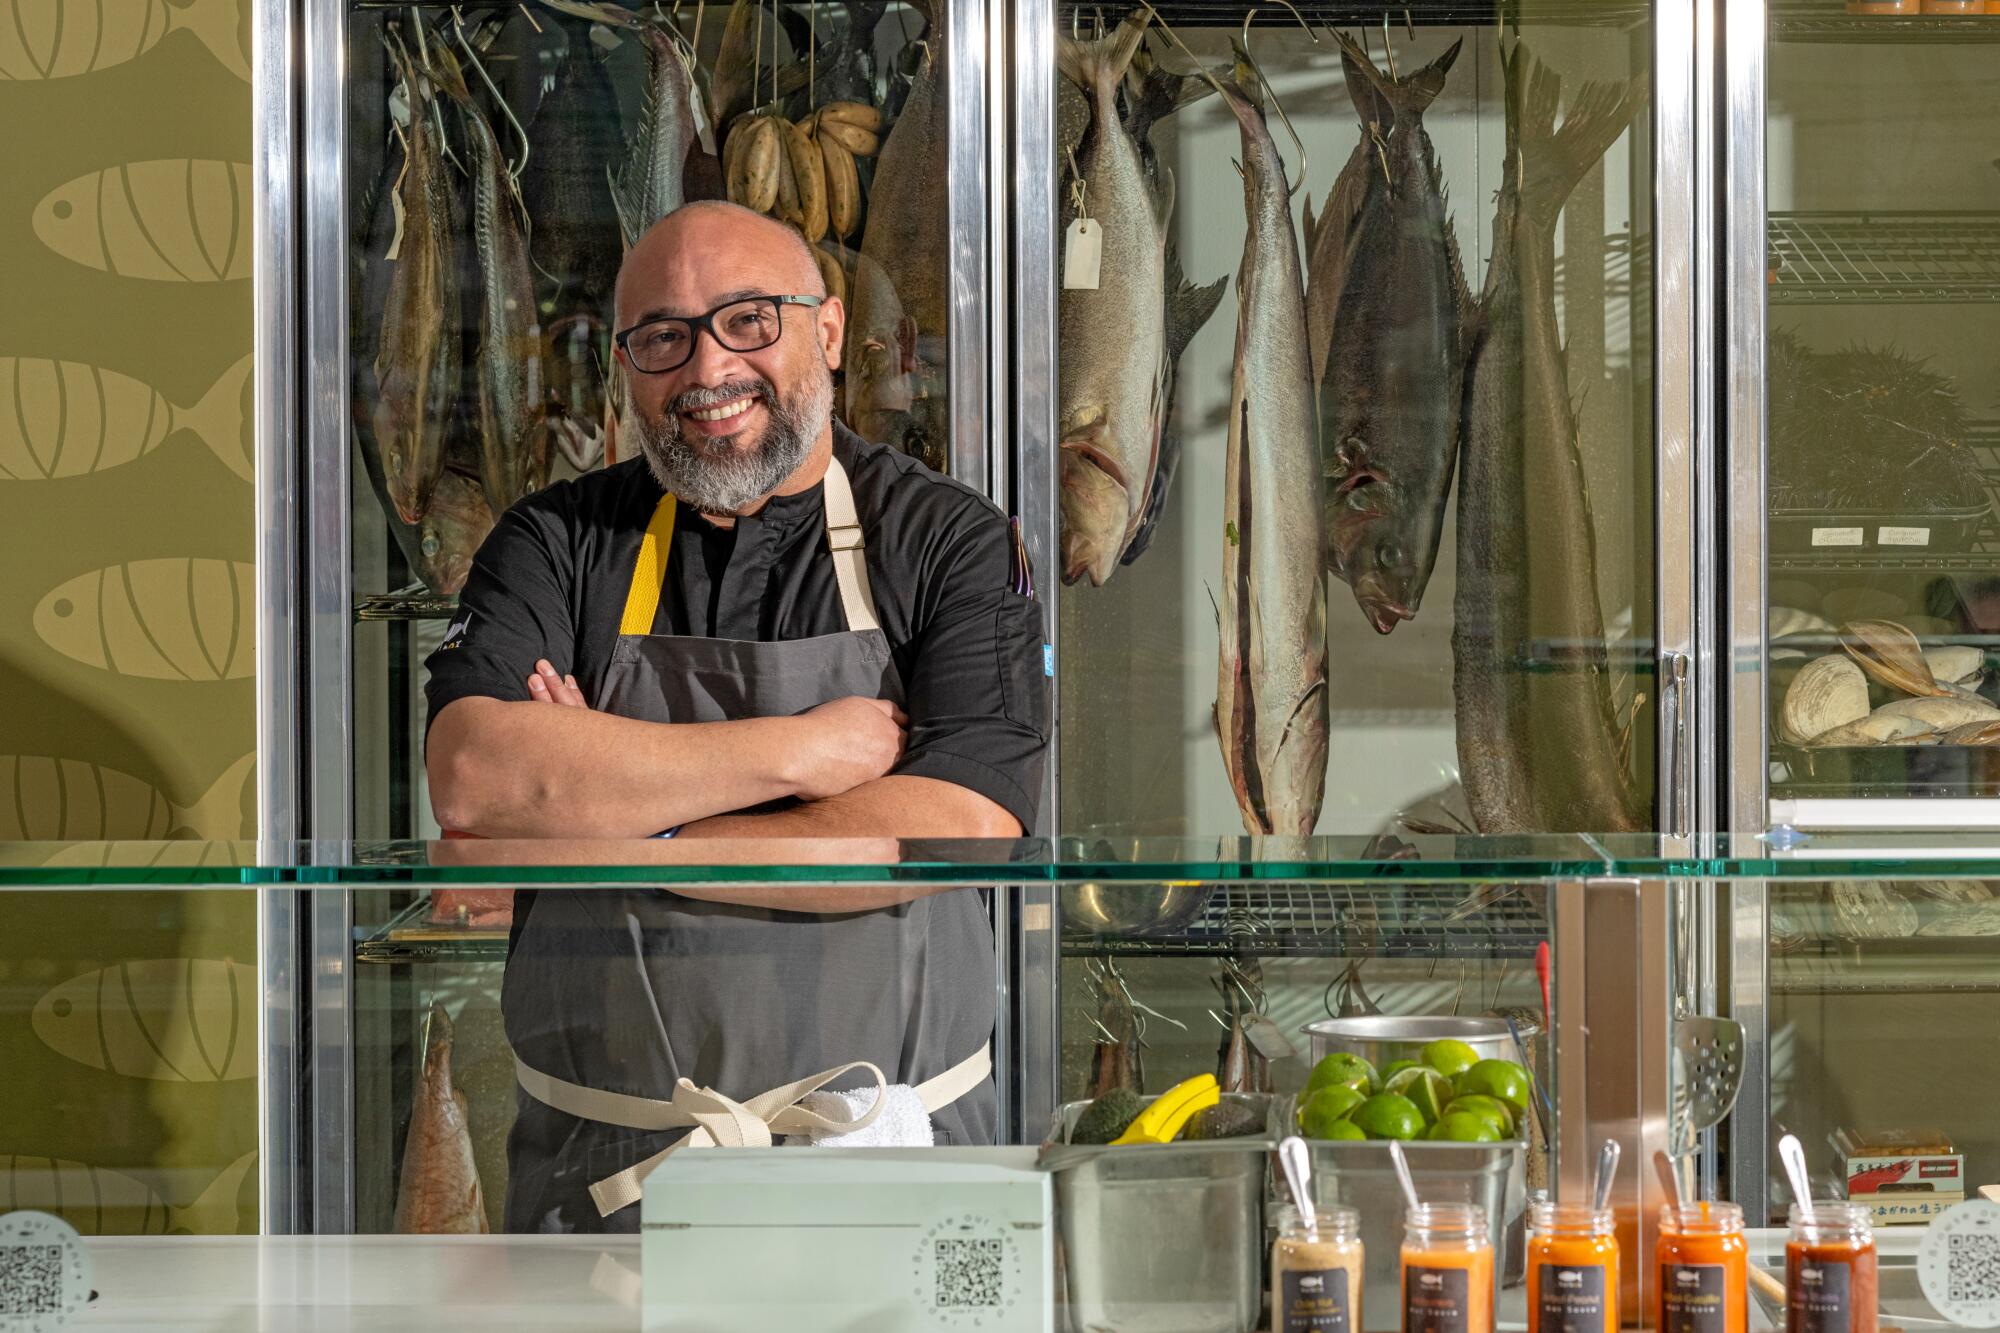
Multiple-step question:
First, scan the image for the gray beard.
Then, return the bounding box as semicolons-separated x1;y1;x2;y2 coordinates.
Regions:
631;368;834;514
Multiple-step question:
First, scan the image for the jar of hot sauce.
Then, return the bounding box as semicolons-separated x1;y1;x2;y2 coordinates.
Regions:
1787;1202;1879;1333
1402;1202;1493;1333
1526;1201;1618;1333
1658;1201;1749;1333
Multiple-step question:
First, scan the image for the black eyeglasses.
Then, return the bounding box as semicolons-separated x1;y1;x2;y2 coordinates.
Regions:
615;295;824;375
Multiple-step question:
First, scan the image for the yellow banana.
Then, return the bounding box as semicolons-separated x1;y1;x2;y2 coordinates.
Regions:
819;130;861;238
784;119;828;242
1111;1074;1221;1146
773;120;802;225
812;244;846;307
740;117;782;215
815;100;882;133
722;121;749;204
815;116;880;158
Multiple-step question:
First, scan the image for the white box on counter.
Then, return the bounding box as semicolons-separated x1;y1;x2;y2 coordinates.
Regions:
642;1147;1052;1333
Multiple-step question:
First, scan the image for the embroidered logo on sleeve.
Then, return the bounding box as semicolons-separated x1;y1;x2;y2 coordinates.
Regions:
439;612;473;651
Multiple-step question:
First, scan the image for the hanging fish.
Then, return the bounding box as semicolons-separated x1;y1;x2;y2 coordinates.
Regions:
33;558;255;680
32;159;252;282
1120;247;1226;567
0;752;253;840
33;959;258;1083
774;1;887;109
394;1004;489;1234
0;1152;256;1235
0;0;247;81
1213;47;1328;838
0;355;250;482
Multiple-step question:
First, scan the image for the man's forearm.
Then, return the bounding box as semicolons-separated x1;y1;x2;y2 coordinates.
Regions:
678;775;1022;841
427;697;802;837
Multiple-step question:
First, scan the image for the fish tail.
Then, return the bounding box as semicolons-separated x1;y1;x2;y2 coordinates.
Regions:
1335;32;1460;122
179;355;253;482
1165;248;1228;364
172;0;250;83
173;751;254;839
1510;44;1645;226
172;1151;258;1235
1056;12;1148;99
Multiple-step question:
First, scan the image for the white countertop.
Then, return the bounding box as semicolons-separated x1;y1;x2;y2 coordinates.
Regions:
72;1235;644;1331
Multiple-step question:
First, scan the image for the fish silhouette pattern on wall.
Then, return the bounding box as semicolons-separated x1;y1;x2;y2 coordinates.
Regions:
0;355;250;481
0;1152;256;1233
32;159;253;282
32;958;258;1082
0;753;253;839
33;558;255;679
0;0;245;81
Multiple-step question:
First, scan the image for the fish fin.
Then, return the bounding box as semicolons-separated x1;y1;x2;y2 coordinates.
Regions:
1125;43;1222;141
1509;43;1645;230
1164;253;1228;365
173;0;250;83
173;752;255;839
1301;193;1318;251
1056;13;1149;97
1152;164;1176;234
608;162;639;251
1335;32;1459;122
178;355;254;483
1336;39;1394;128
172;1151;258;1236
1440;212;1476;334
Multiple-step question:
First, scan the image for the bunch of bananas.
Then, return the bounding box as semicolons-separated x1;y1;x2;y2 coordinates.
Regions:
722;100;881;304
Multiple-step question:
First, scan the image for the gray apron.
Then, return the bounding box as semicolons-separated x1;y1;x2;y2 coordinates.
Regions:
501;457;997;1234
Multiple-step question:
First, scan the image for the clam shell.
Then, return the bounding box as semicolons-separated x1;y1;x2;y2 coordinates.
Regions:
1909;880;1992;905
1874;696;2000;730
1770;606;1834;640
1832;881;1920;940
1941;720;2000;746
1915;904;2000;938
1840;620;1950;698
1779;655;1869;744
1925;645;1984;685
1809;713;1935;746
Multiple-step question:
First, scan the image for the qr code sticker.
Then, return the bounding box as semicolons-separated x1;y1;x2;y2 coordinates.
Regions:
0;1247;62;1316
1948;1232;2000;1306
933;1237;1003;1309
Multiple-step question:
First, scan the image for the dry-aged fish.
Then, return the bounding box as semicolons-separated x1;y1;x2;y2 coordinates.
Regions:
1320;35;1467;635
1455;45;1644;834
1122;247;1227;566
1054;16;1169;586
373;33;460;525
777;1;888;108
848;0;949;471
432;49;557;514
1214;48;1328;838
394;1003;489;1234
1301;42;1389;388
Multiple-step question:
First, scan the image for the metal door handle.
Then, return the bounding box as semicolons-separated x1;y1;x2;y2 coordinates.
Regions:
1662;652;1691;836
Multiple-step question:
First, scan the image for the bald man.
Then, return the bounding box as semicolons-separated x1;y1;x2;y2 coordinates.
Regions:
422;202;1048;1232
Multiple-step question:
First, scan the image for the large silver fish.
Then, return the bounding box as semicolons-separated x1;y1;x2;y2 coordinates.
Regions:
372;32;459;525
393;1004;489;1234
1121;247;1226;566
1055;15;1169;586
1214;50;1328;838
848;0;949;471
1320;35;1468;636
1455;45;1645;834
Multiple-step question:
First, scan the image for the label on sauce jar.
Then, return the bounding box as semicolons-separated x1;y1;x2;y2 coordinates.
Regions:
1281;1265;1351;1333
1405;1265;1470;1333
1537;1263;1608;1333
1662;1263;1727;1333
1788;1258;1853;1333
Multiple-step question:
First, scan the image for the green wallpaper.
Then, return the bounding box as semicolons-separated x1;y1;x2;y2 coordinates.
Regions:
0;0;258;1233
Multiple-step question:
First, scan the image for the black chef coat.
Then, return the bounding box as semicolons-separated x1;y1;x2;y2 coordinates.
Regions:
423;422;1050;831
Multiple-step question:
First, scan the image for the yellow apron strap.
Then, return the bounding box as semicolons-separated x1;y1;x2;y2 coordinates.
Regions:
618;492;678;636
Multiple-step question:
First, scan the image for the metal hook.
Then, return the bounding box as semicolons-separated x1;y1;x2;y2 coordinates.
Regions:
451;7;532;183
1381;12;1398;81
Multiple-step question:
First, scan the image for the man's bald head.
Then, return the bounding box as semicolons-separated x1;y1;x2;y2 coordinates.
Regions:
614;201;824;325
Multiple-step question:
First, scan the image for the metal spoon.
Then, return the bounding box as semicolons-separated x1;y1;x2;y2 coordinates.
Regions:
1279;1136;1319;1242
1593;1139;1622;1214
1780;1133;1813;1213
1653;1148;1683;1212
1389;1139;1423;1216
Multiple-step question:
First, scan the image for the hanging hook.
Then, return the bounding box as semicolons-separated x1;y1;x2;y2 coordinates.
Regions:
451;6;532;183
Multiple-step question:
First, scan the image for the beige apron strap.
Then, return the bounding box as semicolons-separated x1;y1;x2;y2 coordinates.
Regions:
618;492;679;636
820;456;881;634
913;1042;992;1114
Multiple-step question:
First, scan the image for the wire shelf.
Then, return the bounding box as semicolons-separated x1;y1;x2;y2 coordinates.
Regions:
355;896;510;964
1063;0;1649;27
357;587;461;621
1770;419;2000;573
1062;882;1547;959
1768;213;2000;305
1771;3;2000;44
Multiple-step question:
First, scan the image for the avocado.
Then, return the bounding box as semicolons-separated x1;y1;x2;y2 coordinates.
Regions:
1177;1101;1264;1142
1071;1088;1144;1145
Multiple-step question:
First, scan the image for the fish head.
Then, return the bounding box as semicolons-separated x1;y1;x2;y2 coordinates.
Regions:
32;570;107;671
30;970;101;1072
1325;439;1425;634
416;474;496;595
31;176;102;275
1059;420;1131;586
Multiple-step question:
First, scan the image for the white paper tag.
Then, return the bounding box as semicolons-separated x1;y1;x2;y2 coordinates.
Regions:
1063;218;1102;290
1811;527;1864;547
1243;1015;1296;1062
1878;526;1931;547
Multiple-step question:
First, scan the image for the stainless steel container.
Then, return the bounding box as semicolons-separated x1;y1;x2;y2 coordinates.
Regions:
1060;882;1215;937
1271;1129;1524;1333
1300;1014;1519;1068
1042;1095;1272;1333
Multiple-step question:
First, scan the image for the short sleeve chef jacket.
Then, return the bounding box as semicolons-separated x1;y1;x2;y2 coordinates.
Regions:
423;423;1051;830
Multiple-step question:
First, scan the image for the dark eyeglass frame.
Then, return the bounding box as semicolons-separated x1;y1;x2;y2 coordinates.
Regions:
615;295;825;375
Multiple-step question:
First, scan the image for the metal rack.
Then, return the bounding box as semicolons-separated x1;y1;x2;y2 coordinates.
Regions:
1064;0;1649;26
1767;213;2000;306
1772;4;2000;45
354;897;510;964
1770;420;2000;573
356;588;459;622
1062;883;1548;959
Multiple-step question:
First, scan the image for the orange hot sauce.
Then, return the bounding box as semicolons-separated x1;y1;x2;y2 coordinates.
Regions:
1787;1203;1879;1333
1658;1201;1749;1333
1401;1203;1494;1333
1526;1202;1619;1333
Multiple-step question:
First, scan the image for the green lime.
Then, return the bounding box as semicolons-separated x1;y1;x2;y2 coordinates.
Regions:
1378;1058;1424;1084
1322;1119;1367;1142
1305;1052;1379;1098
1297;1086;1366;1138
1384;1067;1454;1125
1422;1039;1482;1077
1453;1059;1534;1114
1349;1092;1425;1141
1443;1095;1515;1139
1431;1110;1506;1143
